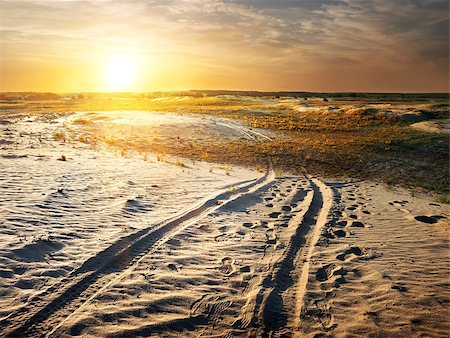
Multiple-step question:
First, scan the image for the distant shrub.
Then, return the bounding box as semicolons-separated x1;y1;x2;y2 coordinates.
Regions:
73;118;92;125
53;131;65;141
176;159;186;167
436;194;450;204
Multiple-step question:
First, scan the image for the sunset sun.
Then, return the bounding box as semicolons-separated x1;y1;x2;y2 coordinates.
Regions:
104;55;138;91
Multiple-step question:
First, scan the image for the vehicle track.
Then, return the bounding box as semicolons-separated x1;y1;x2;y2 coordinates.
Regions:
2;163;274;337
262;178;331;336
215;121;273;142
2;122;274;338
233;177;332;337
3;120;331;337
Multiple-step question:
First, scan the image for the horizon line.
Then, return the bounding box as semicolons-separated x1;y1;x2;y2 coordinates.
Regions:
1;90;449;95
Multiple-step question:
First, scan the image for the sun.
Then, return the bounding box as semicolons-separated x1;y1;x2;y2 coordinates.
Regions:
104;55;138;91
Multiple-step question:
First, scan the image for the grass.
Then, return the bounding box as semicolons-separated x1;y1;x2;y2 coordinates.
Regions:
53;131;66;141
176;159;186;167
436;194;450;204
1;92;448;194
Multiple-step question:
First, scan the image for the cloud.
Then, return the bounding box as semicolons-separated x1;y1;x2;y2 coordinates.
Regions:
0;0;448;91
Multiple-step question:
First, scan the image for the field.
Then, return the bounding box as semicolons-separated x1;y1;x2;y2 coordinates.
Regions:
0;92;448;337
1;92;448;194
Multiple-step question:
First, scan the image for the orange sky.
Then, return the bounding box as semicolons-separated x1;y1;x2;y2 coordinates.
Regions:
0;0;448;92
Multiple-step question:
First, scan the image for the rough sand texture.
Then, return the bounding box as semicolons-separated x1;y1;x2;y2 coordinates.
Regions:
0;112;260;336
301;182;449;337
9;177;445;338
0;111;448;337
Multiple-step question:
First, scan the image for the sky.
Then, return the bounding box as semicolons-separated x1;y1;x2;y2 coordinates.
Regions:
0;0;449;92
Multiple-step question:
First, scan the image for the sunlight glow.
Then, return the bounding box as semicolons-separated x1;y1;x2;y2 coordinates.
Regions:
104;55;138;91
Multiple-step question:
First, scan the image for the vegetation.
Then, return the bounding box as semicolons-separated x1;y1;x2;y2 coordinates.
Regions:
1;92;448;193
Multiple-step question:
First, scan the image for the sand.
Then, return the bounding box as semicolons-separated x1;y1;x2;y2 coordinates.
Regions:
410;120;450;134
0;110;448;337
301;183;449;337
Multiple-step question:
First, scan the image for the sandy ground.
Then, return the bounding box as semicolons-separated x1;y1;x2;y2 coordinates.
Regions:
0;110;448;337
410;120;450;134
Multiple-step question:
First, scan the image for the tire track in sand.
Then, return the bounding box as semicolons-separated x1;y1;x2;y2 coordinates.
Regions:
261;178;332;336
233;177;332;337
3;123;274;338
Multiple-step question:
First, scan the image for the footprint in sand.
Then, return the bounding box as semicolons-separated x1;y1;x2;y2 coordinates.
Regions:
166;238;181;247
350;220;365;228
314;300;336;331
323;228;348;239
336;246;364;261
198;224;210;232
316;264;345;282
239;265;251;273
333;229;348;238
389;200;409;207
218;225;228;233
167;263;178;271
322;229;335;239
414;215;444;224
236;230;246;236
265;229;277;244
391;284;408;293
268;212;282;218
190;294;232;320
281;205;292;212
336;220;347;227
219;257;235;275
255;220;269;229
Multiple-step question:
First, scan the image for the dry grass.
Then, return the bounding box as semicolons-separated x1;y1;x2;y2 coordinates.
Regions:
2;93;448;193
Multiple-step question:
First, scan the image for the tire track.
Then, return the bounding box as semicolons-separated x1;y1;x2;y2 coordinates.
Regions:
261;178;331;335
233;177;332;337
215;121;272;142
3;162;275;338
292;179;333;332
